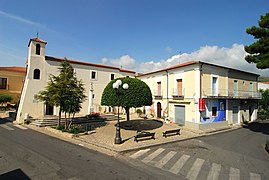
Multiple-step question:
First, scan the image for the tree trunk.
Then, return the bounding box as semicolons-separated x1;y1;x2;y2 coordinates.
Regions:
126;107;130;121
58;108;62;127
64;112;67;129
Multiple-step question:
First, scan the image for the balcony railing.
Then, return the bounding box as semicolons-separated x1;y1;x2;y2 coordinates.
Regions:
153;89;163;99
172;88;185;99
202;88;261;99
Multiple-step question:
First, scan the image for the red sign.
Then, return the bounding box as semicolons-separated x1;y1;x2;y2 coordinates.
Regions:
199;98;206;112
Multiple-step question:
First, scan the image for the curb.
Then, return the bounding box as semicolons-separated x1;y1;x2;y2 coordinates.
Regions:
73;126;242;153
10;118;243;155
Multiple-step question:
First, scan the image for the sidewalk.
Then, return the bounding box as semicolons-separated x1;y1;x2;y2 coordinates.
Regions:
36;116;239;153
2;112;239;154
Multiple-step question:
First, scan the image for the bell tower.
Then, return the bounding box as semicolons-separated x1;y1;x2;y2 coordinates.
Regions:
28;37;47;59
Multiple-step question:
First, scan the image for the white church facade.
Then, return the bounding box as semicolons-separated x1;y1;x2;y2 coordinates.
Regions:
16;38;135;123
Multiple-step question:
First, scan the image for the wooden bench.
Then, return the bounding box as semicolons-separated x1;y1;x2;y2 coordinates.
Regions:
134;132;155;142
163;129;181;138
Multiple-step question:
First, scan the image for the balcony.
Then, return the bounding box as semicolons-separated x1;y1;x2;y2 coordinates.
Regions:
202;88;261;99
153;89;163;99
172;88;185;99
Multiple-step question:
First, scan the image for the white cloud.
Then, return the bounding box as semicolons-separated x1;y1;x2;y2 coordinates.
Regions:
139;44;269;76
101;44;269;76
102;55;136;69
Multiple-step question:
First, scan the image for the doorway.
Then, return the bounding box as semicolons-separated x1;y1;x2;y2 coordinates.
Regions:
174;105;185;125
232;106;239;124
45;104;54;115
249;106;254;121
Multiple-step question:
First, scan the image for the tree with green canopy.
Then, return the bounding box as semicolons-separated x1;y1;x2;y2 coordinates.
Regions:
0;94;13;106
35;58;86;127
258;88;269;119
245;12;269;69
101;77;152;121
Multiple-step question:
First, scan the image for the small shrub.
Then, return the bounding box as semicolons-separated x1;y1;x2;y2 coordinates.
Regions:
258;110;269;120
25;119;32;125
68;128;79;134
0;94;13;105
136;109;142;115
56;125;65;130
86;112;100;120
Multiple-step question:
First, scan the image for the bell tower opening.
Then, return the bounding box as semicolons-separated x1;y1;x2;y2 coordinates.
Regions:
36;44;41;55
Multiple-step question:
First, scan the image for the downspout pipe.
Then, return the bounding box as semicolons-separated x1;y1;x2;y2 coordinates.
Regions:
166;70;169;118
200;62;204;122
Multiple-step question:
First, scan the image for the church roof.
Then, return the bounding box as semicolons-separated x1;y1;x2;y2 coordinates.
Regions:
28;38;47;47
45;56;136;74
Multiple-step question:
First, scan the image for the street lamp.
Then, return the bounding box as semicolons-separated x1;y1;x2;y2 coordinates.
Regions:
113;79;129;144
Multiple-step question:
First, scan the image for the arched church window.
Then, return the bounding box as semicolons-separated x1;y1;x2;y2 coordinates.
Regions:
33;69;40;79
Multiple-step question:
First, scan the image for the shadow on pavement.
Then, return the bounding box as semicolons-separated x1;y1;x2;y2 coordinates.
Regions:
119;119;163;132
0;169;31;180
244;120;269;135
0;118;10;124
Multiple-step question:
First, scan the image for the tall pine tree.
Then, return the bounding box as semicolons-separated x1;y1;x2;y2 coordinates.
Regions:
245;12;269;69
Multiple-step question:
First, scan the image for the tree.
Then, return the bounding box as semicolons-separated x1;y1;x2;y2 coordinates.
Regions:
245;12;269;69
35;58;86;127
101;77;152;121
0;94;13;106
259;89;269;118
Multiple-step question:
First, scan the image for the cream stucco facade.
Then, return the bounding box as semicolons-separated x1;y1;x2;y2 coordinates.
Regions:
16;38;261;130
137;62;261;130
16;38;135;123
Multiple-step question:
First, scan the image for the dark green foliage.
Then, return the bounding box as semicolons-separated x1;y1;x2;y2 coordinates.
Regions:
258;89;269;120
136;109;143;115
35;58;86;127
245;12;269;69
56;125;65;130
258;76;269;82
101;77;152;108
259;89;269;111
0;94;13;105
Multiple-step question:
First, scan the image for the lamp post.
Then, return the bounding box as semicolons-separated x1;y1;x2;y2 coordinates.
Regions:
113;79;129;144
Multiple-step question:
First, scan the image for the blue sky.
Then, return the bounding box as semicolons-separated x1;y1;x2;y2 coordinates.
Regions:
0;0;269;75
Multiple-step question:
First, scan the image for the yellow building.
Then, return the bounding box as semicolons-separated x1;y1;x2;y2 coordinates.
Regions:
137;61;261;130
0;66;26;103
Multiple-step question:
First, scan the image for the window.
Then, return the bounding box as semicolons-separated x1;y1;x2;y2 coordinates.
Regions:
212;107;217;116
33;69;40;79
91;71;97;80
212;77;217;96
110;74;115;80
0;77;7;89
157;82;161;96
234;80;238;96
177;79;182;96
36;44;41;55
249;82;253;96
